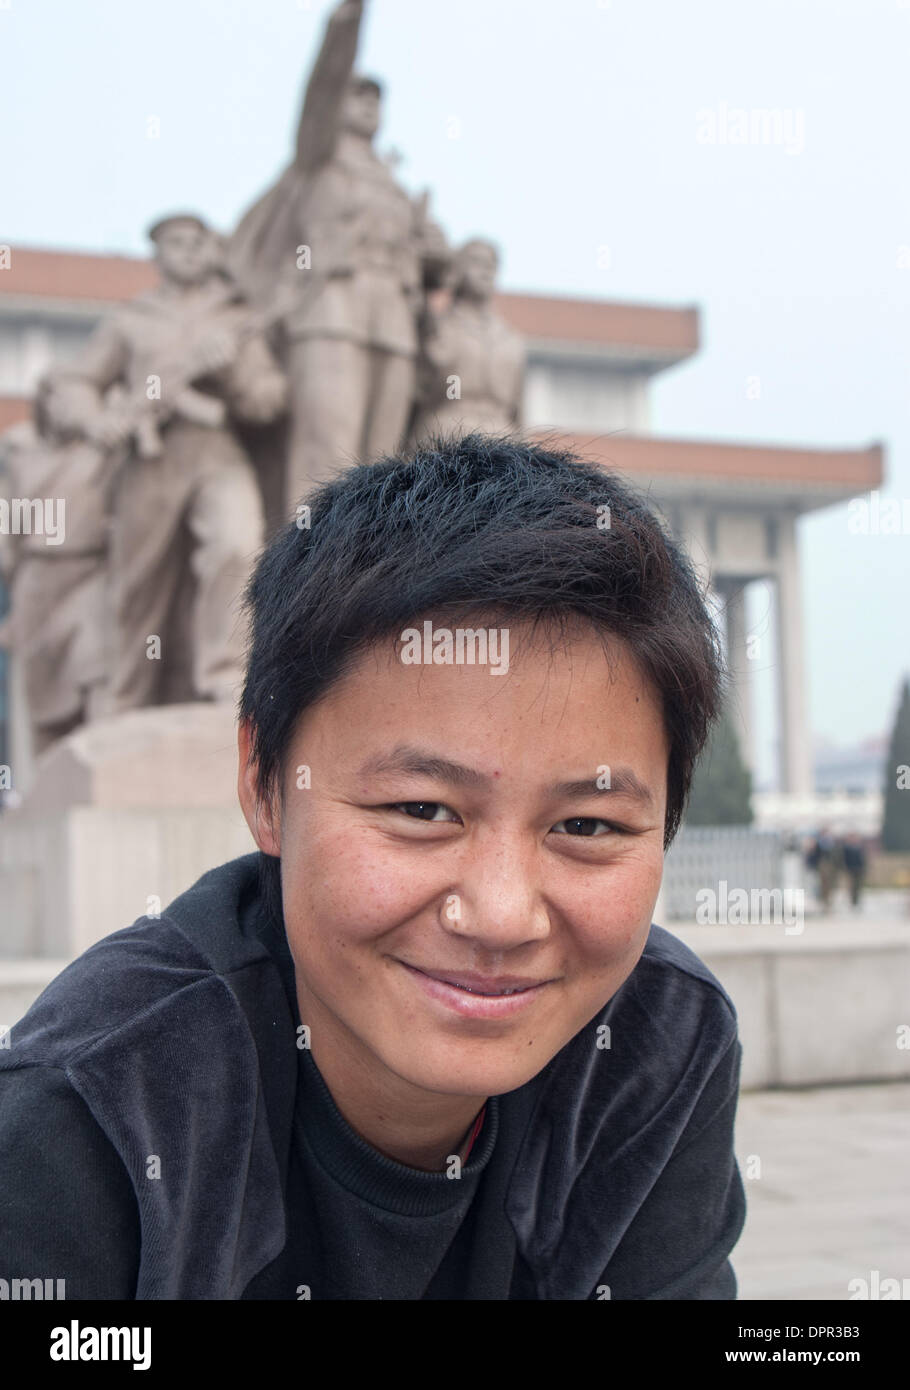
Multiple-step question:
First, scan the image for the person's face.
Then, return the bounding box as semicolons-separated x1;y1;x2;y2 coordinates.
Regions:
457;244;498;301
342;82;381;139
154;223;213;286
240;617;667;1101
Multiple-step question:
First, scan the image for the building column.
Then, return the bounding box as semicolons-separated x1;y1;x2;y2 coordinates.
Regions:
717;577;756;775
775;512;813;795
678;502;713;591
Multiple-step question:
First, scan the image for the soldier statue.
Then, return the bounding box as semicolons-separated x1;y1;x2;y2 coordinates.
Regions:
229;0;450;510
0;373;112;755
65;212;287;714
409;238;526;447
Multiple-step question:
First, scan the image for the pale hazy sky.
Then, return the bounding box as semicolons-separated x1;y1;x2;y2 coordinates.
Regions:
2;0;908;784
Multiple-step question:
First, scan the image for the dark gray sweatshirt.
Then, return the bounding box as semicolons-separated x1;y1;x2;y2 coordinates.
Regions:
0;852;746;1299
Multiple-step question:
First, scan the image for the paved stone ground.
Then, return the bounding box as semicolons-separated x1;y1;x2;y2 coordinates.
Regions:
731;1082;910;1300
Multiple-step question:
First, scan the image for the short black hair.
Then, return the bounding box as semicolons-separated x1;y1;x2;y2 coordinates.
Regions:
240;431;725;924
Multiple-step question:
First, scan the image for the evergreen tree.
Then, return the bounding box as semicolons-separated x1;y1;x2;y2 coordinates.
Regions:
881;676;910;852
684;702;753;826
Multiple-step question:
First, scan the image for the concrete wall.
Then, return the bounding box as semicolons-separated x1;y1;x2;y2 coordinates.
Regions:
669;921;910;1090
0;804;255;960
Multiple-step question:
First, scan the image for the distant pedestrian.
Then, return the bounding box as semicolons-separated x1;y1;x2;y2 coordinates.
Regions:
806;828;839;912
841;832;868;910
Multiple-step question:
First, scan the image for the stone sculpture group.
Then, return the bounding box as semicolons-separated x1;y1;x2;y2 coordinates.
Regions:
0;0;526;761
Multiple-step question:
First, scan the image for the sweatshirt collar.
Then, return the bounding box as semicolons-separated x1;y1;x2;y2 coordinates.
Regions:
295;1044;498;1216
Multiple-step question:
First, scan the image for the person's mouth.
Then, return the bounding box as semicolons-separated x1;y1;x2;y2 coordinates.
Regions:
396;962;555;1018
408;966;549;995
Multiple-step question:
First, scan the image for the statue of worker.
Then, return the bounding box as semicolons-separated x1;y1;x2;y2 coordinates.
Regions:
229;0;451;511
0;373;113;756
65;211;287;714
408;238;526;447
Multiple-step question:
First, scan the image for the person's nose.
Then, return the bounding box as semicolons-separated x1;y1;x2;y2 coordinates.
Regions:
439;830;550;950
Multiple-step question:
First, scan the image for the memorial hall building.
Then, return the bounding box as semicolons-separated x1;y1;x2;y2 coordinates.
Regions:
0;243;884;806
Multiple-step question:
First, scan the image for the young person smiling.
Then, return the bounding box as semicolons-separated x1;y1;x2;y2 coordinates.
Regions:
0;433;746;1300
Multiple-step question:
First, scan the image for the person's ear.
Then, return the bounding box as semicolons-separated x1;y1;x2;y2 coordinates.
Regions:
237;717;281;856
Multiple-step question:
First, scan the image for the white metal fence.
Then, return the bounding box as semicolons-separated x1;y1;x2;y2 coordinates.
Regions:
659;825;792;921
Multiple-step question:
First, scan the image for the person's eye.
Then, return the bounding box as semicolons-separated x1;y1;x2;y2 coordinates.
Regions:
551;817;624;837
390;801;460;823
385;806;632;836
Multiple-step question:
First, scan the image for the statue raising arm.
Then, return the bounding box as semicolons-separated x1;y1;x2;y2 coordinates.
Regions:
294;0;366;173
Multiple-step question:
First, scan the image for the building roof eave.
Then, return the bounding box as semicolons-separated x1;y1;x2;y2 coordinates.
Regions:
536;431;885;511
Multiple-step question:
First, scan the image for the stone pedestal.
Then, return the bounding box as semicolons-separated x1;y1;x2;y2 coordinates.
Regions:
0;704;255;961
668;919;910;1090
